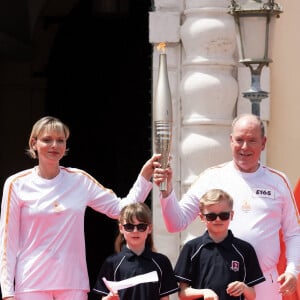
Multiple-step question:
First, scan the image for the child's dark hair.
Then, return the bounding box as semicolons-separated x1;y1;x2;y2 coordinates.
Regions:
114;203;155;252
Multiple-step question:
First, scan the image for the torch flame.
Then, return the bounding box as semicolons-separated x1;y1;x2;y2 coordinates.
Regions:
157;42;166;53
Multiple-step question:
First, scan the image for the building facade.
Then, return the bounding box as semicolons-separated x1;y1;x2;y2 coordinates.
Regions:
0;1;299;299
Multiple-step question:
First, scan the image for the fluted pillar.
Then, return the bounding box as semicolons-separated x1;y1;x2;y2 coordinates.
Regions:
179;1;238;241
150;0;239;271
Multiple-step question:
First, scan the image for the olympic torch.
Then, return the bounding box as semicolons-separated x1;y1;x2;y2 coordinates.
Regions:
153;43;173;191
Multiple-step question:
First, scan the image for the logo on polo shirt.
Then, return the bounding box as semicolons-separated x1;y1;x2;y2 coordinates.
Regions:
230;261;240;272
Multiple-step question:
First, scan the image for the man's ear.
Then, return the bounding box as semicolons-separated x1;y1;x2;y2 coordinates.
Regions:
261;136;267;151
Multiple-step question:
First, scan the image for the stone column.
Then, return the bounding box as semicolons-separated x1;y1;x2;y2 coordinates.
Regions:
150;0;238;268
179;0;238;242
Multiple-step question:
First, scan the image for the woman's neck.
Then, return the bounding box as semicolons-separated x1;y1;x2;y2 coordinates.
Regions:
37;164;60;179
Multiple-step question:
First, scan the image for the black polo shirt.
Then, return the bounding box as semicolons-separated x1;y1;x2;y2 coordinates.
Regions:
93;245;179;299
174;230;265;300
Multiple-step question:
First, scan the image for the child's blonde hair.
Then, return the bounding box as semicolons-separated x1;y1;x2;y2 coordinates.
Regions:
199;189;233;213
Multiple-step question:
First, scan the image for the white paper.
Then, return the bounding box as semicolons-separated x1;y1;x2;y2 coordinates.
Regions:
102;270;158;292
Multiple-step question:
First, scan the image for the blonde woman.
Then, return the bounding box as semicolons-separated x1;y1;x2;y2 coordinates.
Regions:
0;116;157;300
